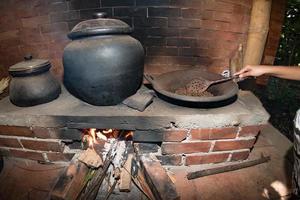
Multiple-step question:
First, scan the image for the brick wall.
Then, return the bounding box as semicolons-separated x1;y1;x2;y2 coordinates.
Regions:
133;125;264;166
0;0;255;81
0;125;81;162
0;124;265;164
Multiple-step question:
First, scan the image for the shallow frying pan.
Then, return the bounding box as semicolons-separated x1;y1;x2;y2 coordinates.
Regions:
144;68;239;108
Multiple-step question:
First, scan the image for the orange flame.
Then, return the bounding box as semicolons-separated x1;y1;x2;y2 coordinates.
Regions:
82;129;133;148
96;131;108;141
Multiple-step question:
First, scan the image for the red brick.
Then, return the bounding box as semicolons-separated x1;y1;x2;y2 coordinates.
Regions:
190;127;238;140
186;153;230;165
167;38;197;47
179;48;208;57
182;8;201;19
10;149;44;161
163;130;187;142
202;20;230;31
239;125;263;137
19;28;45;45
21;139;65;152
40;22;68;33
231;150;250;161
0;30;19;41
21;15;49;28
161;141;211;154
147;47;178;56
205;1;235;13
144;64;191;75
0;137;22;148
201;11;214;20
213;138;256;151
156;155;182;165
47;153;75;162
0;125;33;137
168;18;202;28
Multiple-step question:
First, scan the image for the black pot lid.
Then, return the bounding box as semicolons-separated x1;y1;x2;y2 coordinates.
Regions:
68;18;133;39
9;55;50;73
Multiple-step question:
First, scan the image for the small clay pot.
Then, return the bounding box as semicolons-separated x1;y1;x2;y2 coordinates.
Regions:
9;55;61;107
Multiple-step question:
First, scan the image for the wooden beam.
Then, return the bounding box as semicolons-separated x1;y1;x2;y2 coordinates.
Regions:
244;0;272;66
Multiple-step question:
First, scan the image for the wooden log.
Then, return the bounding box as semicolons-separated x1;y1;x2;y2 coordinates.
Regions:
78;148;103;168
243;0;272;66
140;155;180;200
119;153;134;192
187;155;271;180
50;162;89;200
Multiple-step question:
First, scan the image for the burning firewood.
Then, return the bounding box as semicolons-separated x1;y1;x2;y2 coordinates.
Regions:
119;153;134;192
78;148;103;168
140;154;180;200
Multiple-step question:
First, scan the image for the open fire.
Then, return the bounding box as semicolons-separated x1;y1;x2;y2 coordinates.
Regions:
82;128;133;148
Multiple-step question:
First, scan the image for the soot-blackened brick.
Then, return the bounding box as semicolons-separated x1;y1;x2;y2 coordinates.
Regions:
102;0;135;7
148;7;181;17
156;155;182;165
80;8;113;20
50;11;80;23
114;7;147;17
134;17;168;28
69;0;100;10
136;0;170;6
147;47;178;56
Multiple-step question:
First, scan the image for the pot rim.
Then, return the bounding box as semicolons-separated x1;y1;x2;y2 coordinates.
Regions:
68;18;133;40
9;64;51;77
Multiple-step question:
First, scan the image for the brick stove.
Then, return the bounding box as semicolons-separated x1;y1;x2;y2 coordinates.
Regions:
0;87;269;167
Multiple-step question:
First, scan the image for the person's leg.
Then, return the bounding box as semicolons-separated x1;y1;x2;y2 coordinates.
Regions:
293;110;300;197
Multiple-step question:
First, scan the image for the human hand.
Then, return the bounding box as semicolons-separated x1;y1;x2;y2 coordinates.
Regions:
234;65;267;78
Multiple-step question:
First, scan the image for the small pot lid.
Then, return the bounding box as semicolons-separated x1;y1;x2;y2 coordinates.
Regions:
68;13;133;39
9;55;50;72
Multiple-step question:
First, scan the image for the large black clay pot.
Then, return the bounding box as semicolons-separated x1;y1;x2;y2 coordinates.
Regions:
63;13;144;106
9;55;61;107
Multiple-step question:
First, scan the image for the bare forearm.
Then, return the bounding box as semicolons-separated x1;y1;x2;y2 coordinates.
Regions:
261;65;300;80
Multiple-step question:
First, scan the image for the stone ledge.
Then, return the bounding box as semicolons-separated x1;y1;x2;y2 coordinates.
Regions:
0;87;269;130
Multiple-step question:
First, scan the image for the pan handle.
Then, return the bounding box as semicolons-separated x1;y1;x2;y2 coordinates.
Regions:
144;74;155;85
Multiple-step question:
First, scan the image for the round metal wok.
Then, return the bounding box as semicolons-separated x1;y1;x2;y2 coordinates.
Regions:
145;68;239;108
